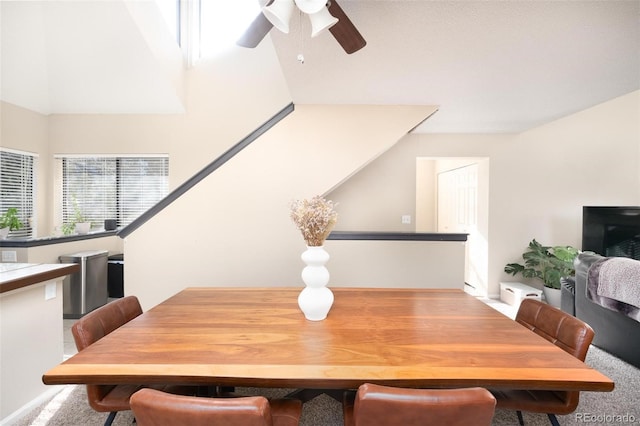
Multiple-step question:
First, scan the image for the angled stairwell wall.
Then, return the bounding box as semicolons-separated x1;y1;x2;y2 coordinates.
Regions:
124;104;437;310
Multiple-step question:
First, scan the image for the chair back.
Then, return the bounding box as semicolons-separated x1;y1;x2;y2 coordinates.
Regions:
72;295;143;351
516;298;594;361
71;296;143;410
130;388;277;426
345;383;496;426
514;298;595;412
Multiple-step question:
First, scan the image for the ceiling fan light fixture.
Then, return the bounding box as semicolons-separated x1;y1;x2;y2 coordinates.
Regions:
262;0;295;33
309;7;339;37
294;0;327;14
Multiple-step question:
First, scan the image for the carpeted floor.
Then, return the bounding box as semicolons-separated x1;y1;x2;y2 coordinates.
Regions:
11;345;640;426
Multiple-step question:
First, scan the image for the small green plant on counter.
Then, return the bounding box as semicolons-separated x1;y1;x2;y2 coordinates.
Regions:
61;197;90;235
61;222;76;236
0;207;23;231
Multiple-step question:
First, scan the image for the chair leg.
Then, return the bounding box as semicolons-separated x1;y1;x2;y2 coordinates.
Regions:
516;410;525;425
547;413;561;426
104;411;117;426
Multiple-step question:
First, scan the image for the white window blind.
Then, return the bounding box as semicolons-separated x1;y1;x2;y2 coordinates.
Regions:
0;148;36;238
59;156;168;229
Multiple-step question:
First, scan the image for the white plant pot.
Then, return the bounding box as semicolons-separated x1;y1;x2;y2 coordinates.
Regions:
75;222;91;234
0;227;9;239
543;286;562;308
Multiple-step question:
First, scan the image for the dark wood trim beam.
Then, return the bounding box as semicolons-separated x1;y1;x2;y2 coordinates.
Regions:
327;231;468;242
0;231;117;248
118;103;295;239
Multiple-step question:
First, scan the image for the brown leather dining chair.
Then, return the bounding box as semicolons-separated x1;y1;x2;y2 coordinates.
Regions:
130;388;303;426
71;296;195;426
342;383;496;426
490;298;595;426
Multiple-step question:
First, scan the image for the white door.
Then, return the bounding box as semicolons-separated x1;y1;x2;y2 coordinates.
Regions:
437;164;480;294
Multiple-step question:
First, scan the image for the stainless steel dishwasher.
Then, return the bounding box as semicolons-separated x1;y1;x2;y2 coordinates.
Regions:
59;250;109;319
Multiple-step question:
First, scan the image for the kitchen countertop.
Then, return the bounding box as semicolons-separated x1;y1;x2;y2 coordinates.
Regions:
0;263;79;294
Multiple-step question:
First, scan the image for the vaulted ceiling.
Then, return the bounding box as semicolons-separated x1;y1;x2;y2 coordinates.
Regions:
2;0;639;133
0;1;186;115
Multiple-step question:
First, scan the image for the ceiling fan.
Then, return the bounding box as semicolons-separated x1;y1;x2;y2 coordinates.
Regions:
237;0;366;54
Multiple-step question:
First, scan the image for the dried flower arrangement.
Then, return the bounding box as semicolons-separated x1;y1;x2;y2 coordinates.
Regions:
290;195;338;247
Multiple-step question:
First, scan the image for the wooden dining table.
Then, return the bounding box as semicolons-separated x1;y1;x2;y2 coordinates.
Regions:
43;287;614;396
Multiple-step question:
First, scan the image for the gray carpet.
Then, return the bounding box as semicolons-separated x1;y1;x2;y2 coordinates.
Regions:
13;345;640;426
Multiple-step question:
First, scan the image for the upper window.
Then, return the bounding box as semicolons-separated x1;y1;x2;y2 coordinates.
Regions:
0;148;36;238
157;0;180;45
185;1;261;64
56;155;169;232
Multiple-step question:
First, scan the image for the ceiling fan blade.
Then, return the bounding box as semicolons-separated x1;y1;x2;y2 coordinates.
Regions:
237;5;274;48
327;0;366;54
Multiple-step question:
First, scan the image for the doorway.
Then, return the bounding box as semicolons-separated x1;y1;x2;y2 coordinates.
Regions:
416;158;489;297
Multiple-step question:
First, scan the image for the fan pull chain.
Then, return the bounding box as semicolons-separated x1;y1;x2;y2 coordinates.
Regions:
297;9;305;64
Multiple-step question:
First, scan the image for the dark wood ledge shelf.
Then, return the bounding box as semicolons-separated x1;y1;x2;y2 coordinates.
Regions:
0;230;117;248
327;231;468;242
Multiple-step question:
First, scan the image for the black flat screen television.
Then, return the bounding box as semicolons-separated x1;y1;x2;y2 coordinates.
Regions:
582;206;640;260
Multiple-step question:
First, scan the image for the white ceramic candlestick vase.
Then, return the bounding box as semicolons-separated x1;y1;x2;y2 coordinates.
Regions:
298;245;334;321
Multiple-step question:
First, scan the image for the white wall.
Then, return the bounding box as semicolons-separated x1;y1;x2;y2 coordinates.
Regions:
125;77;640;305
325;239;465;289
415;158;437;231
2;26;438;310
488;90;640;295
3;30;637;304
411;91;639;296
0;278;65;421
328;91;639;296
123;104;437;310
47;43;293;191
328;134;421;232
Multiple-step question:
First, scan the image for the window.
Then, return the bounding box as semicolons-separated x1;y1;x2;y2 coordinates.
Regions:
0;148;36;238
56;155;169;230
185;1;261;65
156;0;180;45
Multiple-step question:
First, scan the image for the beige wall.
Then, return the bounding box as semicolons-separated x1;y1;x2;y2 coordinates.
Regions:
1;32;437;311
27;237;122;264
331;134;496;294
338;90;639;297
324;239;465;289
123;104;437;310
3;37;638;304
48;44;293;192
0;277;65;421
415;158;437;231
328;133;420;232
1;38;291;237
487;90;640;295
0;102;51;236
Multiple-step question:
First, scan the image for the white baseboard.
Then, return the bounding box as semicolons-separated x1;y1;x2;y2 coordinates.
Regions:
0;386;66;426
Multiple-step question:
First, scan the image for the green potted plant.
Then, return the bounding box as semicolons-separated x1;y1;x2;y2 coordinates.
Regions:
73;209;91;234
504;239;579;307
0;207;23;239
61;197;91;235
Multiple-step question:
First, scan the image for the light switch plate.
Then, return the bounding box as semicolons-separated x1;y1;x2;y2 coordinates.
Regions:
45;283;57;300
401;215;411;224
1;251;17;262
